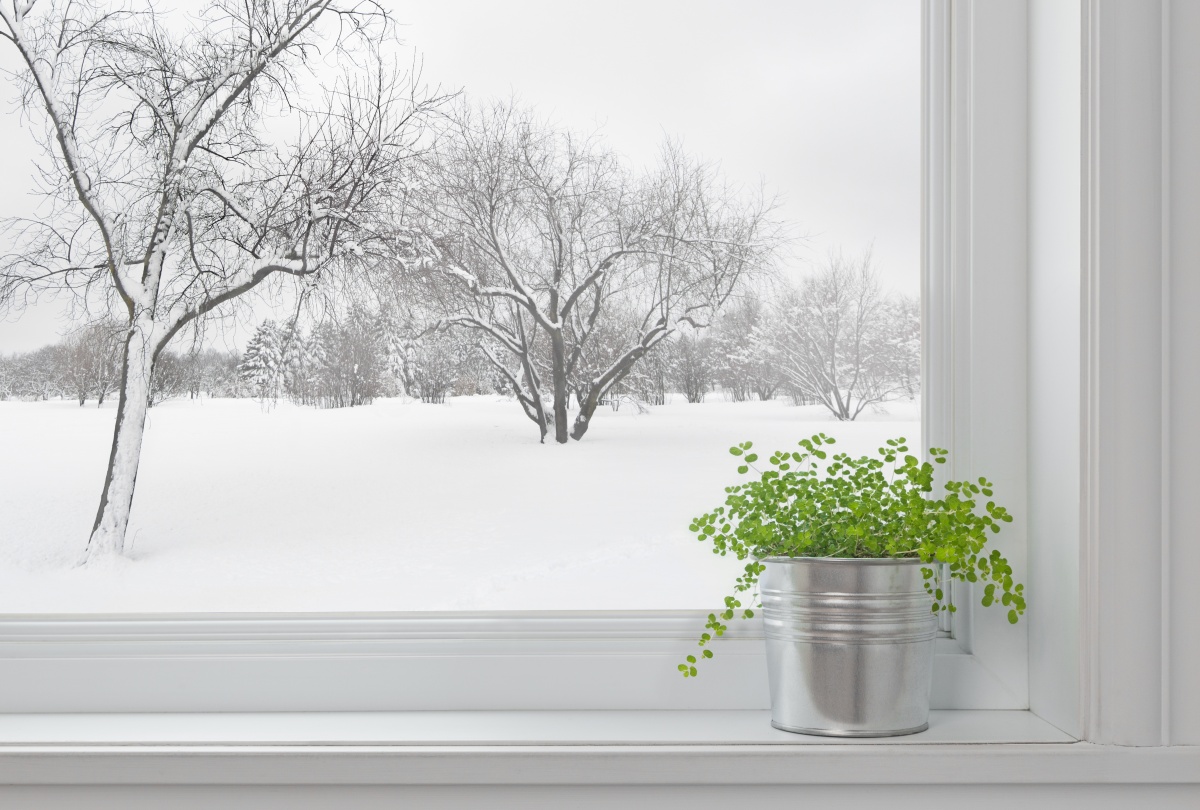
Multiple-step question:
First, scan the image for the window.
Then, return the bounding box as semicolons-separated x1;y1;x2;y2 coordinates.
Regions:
0;0;921;614
0;0;1034;717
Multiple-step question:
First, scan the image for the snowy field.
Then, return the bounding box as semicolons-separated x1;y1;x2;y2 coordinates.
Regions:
0;395;919;613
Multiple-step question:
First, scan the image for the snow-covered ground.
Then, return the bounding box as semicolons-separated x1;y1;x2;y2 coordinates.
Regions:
0;395;919;613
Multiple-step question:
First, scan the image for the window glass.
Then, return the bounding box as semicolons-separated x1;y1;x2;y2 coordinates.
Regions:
0;0;920;612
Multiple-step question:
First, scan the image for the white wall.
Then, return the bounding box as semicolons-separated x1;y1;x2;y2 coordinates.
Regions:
1167;0;1200;746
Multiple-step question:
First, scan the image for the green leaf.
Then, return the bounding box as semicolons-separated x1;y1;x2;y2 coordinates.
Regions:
683;435;1024;676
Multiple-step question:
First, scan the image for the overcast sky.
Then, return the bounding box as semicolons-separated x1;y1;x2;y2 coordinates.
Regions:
0;0;919;353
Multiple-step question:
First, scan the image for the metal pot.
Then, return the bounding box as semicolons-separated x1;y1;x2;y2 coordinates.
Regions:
760;557;938;737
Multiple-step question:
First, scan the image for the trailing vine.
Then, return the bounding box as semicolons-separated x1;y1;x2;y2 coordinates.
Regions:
679;434;1024;677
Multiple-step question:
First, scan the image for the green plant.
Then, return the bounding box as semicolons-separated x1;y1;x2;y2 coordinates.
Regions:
679;434;1024;678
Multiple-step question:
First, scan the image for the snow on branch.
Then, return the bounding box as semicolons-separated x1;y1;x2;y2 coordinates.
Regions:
403;99;784;443
0;0;446;559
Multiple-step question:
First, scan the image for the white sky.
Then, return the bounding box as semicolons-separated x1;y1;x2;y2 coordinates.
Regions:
0;0;919;353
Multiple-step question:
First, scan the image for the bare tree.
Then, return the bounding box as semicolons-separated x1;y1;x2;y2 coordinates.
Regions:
60;335;93;406
882;292;921;399
670;331;714;403
148;349;187;406
308;308;391;408
60;319;122;405
411;101;779;443
627;339;671;406
0;0;441;560
10;342;63;399
711;292;781;401
0;352;12;399
179;346;238;399
400;327;479;403
769;250;913;421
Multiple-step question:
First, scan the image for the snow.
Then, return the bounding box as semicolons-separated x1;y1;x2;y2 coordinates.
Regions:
0;395;919;613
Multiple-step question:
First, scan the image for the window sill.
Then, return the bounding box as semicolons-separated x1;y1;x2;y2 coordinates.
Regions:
0;709;1069;747
0;612;1023;712
0;710;1194;786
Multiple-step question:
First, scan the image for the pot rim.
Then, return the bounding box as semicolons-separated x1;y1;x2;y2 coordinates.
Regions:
758;555;930;565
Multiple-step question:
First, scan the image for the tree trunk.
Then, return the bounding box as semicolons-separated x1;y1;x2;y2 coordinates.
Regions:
571;389;600;440
550;328;569;444
572;371;626;440
571;340;657;441
834;390;852;421
84;324;156;562
513;356;551;443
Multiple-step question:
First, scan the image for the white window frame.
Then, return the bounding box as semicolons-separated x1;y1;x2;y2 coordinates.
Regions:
921;0;1032;709
0;0;1034;717
3;8;1196;794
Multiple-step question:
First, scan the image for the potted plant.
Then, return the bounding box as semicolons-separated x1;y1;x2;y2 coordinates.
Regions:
682;434;1025;737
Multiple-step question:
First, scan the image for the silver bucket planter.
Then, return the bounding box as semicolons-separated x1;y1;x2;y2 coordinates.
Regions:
760;557;938;737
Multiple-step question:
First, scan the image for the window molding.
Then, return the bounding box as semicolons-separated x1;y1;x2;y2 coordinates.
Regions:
1077;0;1193;747
1026;0;1199;746
1;737;1195;788
921;0;1031;706
0;612;1013;713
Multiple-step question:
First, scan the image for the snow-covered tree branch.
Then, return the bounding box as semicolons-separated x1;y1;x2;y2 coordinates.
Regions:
766;249;919;421
0;0;445;561
406;101;782;443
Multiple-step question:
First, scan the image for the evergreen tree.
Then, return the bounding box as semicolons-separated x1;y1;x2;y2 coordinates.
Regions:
238;320;284;402
277;319;313;404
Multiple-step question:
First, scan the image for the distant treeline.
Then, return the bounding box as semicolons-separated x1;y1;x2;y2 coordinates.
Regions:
2;253;919;421
0;321;240;406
